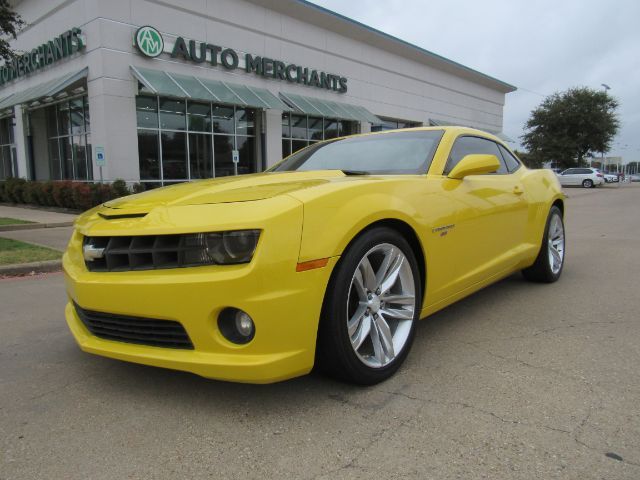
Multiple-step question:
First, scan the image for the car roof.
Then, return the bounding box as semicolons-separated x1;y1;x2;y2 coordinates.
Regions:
358;126;505;144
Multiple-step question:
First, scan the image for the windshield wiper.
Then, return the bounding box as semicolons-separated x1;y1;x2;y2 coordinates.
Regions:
341;169;370;176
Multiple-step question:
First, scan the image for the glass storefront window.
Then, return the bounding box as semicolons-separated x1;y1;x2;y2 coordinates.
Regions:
290;115;307;140
136;96;258;184
282;113;355;156
136;96;158;129
214;135;234;178
236;136;255;176
0;117;15;180
235;108;255;136
371;117;421;132
187;102;211;132
45;95;92;180
212;106;234;135
161;131;187;180
189;133;213;179
138;130;160;180
308;117;323;141
159;99;186;131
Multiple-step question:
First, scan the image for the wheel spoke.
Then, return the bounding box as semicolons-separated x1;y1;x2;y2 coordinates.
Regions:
374;314;395;360
379;254;404;294
550;248;562;267
353;269;367;301
380;293;415;305
380;307;414;320
369;319;386;365
351;314;371;351
347;303;368;336
375;246;396;289
359;257;377;292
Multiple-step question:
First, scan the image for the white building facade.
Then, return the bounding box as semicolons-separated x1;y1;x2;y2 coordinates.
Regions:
0;0;515;186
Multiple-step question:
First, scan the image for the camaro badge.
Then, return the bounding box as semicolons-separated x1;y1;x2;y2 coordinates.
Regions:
432;224;455;237
83;244;105;262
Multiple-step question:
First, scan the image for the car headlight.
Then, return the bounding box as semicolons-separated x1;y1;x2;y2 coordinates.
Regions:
182;230;261;266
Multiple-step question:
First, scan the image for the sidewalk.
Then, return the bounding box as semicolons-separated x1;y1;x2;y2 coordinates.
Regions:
0;205;77;231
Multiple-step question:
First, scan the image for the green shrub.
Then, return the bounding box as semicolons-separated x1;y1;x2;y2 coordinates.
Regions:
6;177;27;203
0;181;6;202
52;181;75;208
132;183;146;194
71;182;94;211
111;179;129;197
22;181;40;204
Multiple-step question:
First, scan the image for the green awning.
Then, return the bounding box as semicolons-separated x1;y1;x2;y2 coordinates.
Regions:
279;92;381;124
429;117;513;142
0;68;88;110
130;66;292;111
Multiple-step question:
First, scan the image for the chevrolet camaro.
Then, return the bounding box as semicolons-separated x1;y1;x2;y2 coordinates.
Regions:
63;127;566;384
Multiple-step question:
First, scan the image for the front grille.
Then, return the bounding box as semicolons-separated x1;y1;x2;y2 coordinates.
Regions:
74;303;194;349
83;234;212;272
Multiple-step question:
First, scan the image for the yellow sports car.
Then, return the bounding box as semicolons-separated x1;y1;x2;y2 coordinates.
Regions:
63;127;565;385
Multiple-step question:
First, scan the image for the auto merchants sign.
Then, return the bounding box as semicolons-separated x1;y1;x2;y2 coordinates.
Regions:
0;28;85;86
134;26;348;93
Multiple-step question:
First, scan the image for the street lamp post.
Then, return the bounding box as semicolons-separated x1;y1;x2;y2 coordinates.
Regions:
600;84;611;173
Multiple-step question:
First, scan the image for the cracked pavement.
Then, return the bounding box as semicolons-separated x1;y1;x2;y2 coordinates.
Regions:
1;184;639;479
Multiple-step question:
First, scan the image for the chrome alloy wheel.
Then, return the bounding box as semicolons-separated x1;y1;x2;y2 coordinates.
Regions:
548;213;565;275
346;243;416;368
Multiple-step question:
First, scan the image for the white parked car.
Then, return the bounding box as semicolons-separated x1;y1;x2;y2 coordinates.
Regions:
557;167;605;188
602;171;619;183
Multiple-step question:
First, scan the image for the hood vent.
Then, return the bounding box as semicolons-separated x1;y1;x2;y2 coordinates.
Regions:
98;212;148;220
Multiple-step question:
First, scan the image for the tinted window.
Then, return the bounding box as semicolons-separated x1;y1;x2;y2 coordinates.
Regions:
498;144;521;172
446;136;506;174
563;169;577;174
272;130;444;175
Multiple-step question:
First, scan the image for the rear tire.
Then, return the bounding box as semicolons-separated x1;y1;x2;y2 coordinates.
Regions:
316;227;422;385
522;206;565;283
582;179;593;188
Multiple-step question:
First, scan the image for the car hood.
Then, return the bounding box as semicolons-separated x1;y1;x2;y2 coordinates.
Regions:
101;171;351;213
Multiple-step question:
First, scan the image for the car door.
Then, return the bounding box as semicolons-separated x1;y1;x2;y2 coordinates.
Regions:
560;168;577;185
440;135;530;290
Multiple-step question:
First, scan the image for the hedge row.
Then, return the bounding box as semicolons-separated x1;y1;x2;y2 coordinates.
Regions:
0;178;145;212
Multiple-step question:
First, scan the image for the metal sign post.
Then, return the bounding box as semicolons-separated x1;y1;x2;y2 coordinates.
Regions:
95;146;106;183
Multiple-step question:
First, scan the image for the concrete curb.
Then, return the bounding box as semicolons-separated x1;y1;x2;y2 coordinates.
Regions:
0;259;63;277
0;221;74;232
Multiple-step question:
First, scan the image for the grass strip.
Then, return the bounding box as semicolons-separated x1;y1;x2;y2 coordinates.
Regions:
0;237;62;265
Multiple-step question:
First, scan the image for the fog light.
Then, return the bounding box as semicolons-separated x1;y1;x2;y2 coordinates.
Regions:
235;311;254;337
218;308;255;344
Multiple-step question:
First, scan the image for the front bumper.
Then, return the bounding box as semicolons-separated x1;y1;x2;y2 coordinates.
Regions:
63;198;337;383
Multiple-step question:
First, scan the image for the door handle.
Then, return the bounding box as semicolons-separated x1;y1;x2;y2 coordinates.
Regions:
513;185;524;195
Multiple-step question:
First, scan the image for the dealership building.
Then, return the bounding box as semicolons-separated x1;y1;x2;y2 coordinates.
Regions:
0;0;516;185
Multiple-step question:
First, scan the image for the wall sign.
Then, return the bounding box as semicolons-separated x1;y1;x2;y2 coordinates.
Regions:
134;26;348;93
135;26;164;58
0;28;85;87
95;146;106;167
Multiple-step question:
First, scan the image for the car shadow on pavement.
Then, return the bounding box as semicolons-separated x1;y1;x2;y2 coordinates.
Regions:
71;272;539;414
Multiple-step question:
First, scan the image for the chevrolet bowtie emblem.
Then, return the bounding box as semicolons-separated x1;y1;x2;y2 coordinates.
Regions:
83;244;105;262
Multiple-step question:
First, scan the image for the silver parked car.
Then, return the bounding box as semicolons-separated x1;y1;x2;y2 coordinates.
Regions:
557;167;605;188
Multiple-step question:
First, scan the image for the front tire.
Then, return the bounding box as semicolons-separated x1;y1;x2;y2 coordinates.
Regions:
316;227;422;385
583;179;594;188
522;206;565;283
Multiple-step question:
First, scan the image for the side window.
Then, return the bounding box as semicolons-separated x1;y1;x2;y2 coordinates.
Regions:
563;169;576;175
498;144;521;172
445;136;506;174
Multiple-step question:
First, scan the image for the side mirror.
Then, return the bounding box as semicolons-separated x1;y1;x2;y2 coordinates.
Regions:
448;154;501;179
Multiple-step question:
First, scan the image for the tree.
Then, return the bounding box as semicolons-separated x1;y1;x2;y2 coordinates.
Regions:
521;87;619;169
513;149;544;169
0;0;24;63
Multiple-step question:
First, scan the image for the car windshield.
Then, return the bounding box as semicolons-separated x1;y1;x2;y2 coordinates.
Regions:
271;130;444;175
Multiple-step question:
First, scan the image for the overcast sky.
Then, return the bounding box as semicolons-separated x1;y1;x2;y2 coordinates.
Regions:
311;0;640;161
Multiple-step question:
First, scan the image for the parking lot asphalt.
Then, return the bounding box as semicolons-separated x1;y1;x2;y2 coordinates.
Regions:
1;184;639;480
